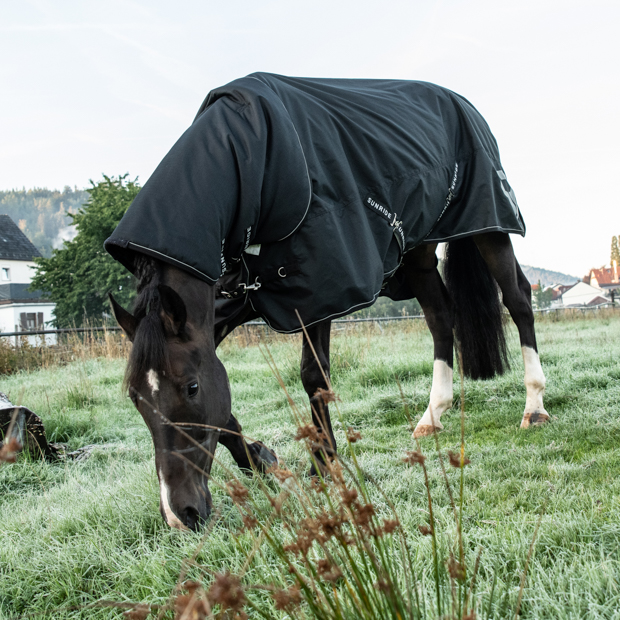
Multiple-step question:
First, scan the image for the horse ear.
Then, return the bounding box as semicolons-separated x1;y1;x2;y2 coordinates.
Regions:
158;284;187;336
109;293;137;341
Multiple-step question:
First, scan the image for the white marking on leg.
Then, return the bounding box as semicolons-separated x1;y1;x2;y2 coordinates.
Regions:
522;346;547;417
158;469;188;531
414;360;453;437
146;369;159;395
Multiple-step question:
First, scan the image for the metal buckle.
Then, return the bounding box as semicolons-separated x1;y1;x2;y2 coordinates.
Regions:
219;277;261;299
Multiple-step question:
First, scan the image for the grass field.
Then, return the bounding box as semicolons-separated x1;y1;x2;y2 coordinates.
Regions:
1;314;619;618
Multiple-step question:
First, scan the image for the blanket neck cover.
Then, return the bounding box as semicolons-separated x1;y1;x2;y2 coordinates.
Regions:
105;73;525;333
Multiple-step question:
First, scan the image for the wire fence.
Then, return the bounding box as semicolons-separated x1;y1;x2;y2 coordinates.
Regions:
1;304;618;339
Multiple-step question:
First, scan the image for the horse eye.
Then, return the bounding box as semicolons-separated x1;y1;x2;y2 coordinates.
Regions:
187;382;199;398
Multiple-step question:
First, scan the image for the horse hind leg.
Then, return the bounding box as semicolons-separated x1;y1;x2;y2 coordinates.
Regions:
403;244;455;438
300;321;336;475
473;232;549;428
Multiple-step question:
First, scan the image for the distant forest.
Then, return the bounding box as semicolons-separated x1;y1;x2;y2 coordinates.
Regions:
0;187;89;257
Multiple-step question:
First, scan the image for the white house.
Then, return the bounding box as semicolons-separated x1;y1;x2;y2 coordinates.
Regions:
0;215;56;344
561;281;609;307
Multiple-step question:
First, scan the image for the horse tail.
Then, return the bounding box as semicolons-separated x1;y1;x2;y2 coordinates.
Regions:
444;237;509;379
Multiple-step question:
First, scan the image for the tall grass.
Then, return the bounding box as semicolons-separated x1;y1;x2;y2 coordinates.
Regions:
0;324;131;375
113;334;542;619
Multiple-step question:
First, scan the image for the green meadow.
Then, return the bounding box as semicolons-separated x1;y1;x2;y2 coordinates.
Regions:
1;314;619;618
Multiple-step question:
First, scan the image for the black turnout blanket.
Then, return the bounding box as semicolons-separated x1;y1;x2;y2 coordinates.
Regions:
105;73;525;333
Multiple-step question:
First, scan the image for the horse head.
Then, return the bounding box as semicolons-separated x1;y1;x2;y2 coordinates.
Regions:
110;261;229;530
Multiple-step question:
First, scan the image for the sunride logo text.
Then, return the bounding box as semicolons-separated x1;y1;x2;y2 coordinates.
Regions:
364;195;393;222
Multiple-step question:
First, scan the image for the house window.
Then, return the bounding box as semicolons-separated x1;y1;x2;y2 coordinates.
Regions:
19;312;44;331
1;267;9;281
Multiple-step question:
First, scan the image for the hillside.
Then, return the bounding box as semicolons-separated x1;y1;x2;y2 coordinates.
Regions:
521;264;581;286
0;187;89;257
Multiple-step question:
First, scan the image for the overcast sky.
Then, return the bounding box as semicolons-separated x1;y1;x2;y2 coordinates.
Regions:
1;0;618;276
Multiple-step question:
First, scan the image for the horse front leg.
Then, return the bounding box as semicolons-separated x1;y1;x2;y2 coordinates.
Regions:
403;245;455;438
213;299;277;473
473;232;549;428
300;320;335;476
218;413;278;474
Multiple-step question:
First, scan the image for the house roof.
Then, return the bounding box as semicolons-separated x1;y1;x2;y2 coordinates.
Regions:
0;215;42;261
589;266;619;286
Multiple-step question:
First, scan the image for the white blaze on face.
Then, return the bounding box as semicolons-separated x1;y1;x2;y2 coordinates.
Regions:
522;346;546;413
146;369;159;396
158;469;188;531
417;360;453;429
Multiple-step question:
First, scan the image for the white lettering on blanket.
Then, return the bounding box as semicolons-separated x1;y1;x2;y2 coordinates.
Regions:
220;238;227;275
365;195;393;221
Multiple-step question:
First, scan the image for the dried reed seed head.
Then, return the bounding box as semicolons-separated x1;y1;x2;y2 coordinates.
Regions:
0;437;21;464
462;611;477;620
340;487;358;506
346;427;362;443
284;537;312;557
183;581;202;595
226;480;249;505
273;585;303;611
242;514;258;530
310;477;324;493
447;556;466;581
448;450;471;468
207;572;246;612
403;450;426;466
353;502;376;529
294;424;321;442
374;579;390;593
315;387;338;404
318;510;345;539
123;604;150;620
382;518;399;534
299;516;321;535
326;458;345;483
173;593;209;620
267;464;294;483
317;558;343;582
418;524;432;536
284;517;324;556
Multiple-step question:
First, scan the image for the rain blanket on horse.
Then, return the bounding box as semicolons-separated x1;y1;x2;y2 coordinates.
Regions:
105;73;525;333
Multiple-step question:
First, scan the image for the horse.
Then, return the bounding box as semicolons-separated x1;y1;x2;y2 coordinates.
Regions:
106;73;548;530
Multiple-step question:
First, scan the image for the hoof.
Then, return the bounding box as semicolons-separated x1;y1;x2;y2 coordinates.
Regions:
413;424;441;439
520;411;550;429
248;442;278;473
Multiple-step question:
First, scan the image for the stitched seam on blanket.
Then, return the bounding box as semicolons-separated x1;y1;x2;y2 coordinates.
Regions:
127;242;218;283
424;225;525;243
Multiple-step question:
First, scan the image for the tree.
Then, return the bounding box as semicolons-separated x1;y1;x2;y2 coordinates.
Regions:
611;235;620;265
533;279;553;310
30;175;140;327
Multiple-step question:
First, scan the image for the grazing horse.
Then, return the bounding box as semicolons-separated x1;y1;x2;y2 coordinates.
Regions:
106;73;548;530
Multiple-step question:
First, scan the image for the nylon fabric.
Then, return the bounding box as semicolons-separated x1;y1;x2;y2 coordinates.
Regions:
105;73;525;333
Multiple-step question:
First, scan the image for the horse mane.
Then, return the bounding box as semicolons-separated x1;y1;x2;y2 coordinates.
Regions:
124;256;169;391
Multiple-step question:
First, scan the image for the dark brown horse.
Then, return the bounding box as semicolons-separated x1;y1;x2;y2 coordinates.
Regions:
109;231;547;531
107;74;549;530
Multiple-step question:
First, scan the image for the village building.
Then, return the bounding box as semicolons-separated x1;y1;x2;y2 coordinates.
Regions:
584;263;620;292
560;281;610;307
0;215;56;344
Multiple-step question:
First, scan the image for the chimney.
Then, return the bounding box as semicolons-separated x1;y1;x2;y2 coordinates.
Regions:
614;260;618;283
